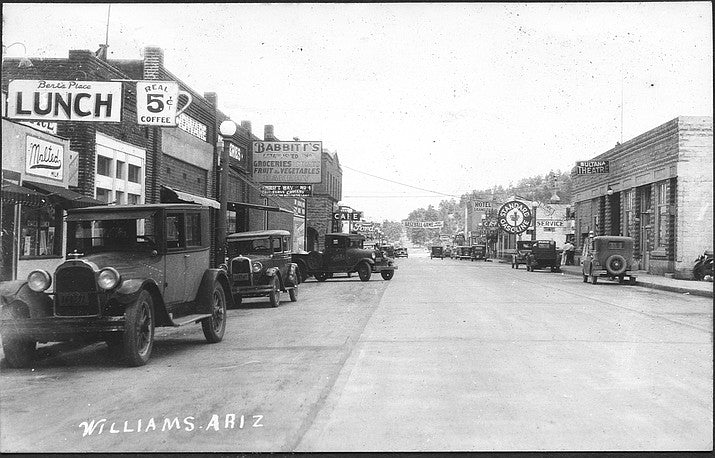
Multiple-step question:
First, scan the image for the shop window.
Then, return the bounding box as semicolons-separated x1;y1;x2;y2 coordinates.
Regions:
116;161;126;179
115;191;124;205
128;193;141;205
128;164;141;183
97;155;112;177
20;206;62;258
96;188;111;203
186;212;201;247
655;182;668;250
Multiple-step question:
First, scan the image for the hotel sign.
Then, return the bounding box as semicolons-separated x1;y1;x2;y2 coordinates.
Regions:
26;135;64;180
575;161;610;174
252;141;322;184
7;80;122;122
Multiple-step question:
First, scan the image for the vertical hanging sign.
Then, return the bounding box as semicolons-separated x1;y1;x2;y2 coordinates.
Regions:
136;81;192;126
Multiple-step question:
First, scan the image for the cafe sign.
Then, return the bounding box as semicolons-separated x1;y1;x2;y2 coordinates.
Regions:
252;141;322;184
7;80;122;122
26;135;64;180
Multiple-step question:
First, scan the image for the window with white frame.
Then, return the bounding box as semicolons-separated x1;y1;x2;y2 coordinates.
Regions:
655;182;669;250
623;189;634;237
95;133;146;207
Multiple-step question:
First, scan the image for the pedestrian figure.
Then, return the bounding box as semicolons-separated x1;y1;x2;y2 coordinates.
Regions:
562;240;575;265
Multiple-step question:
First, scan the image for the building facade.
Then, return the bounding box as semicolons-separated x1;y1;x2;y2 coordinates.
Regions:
305;149;342;251
571;116;713;277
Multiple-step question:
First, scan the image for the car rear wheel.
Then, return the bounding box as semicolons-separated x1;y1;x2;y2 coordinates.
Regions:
314;272;328;282
1;303;36;368
289;287;298;302
269;277;281;307
123;290;154;367
202;282;227;343
381;270;394;280
358;263;371;281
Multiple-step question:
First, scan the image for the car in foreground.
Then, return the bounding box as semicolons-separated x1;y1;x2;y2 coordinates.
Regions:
224;230;299;307
394;247;409;258
526;240;560;272
293;233;397;281
0;204;232;368
581;236;637;284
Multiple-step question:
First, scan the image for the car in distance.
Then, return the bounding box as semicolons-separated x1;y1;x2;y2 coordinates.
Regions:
454;246;472;260
511;240;534;269
470;244;487;261
526;240;561;272
293;233;397;281
394;247;408;258
581;236;637;285
224;230;299;307
431;246;445;259
0;204;232;368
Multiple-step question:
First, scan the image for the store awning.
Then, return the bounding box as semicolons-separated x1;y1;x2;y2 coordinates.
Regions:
22;180;102;208
228;201;294;214
161;186;220;209
1;180;49;207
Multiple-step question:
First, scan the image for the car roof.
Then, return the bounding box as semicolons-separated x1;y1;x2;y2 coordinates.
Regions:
227;230;291;239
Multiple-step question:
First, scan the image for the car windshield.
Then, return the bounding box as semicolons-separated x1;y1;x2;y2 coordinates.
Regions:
67;217;156;254
228;238;271;256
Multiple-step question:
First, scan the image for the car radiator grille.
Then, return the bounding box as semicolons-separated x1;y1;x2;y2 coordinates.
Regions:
231;258;253;286
54;266;100;316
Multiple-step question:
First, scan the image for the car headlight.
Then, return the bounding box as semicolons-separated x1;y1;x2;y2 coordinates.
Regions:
27;269;52;292
371;252;376;260
251;261;263;273
97;267;121;290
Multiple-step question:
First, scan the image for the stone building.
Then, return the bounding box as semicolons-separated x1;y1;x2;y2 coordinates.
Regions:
305;149;342;251
571;116;712;277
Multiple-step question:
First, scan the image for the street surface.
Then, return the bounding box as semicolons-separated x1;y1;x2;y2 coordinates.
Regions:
1;249;712;452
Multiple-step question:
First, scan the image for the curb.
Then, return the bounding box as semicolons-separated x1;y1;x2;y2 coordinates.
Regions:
559;266;713;298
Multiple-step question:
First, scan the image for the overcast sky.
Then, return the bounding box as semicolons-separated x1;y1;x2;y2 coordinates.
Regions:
2;2;712;221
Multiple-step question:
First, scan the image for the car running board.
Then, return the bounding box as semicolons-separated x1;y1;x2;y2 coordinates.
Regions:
170;313;212;327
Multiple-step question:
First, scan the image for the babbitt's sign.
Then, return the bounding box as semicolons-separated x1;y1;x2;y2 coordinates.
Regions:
252;141;322;184
7;80;122;122
575;160;609;174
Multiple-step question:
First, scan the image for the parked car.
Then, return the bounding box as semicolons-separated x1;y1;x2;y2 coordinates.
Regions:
224;230;299;307
444;246;452;258
526;240;560;272
511;240;534;269
293;233;397;281
379;244;396;258
431;246;445;259
394;247;409;258
581;236;637;284
455;246;472;260
470;244;487;261
0;204;232;368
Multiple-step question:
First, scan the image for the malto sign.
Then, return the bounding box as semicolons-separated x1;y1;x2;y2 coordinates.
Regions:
26;135;64;180
7;80;122;122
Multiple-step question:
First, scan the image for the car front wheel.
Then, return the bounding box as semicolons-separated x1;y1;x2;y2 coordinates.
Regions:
381;270;394;280
289;287;298;302
123;290;155;367
314;272;328;282
1;303;36;368
358;263;371;281
202;282;227;343
269;277;281;307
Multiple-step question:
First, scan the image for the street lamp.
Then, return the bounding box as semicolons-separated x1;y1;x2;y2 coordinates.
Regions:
606;185;614;196
1;42;33;68
217;119;237;264
531;200;539;241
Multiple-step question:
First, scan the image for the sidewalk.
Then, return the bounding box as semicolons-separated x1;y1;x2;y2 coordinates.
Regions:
558;264;714;298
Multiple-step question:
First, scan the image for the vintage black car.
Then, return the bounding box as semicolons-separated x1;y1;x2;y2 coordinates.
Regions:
526;240;560;272
511;240;534;269
454;246;472;260
581;236;637;284
470;244;487;261
394;247;408;258
379;244;396;258
431;246;445;259
0;204;232;368
224;230;299;307
293;233;397;281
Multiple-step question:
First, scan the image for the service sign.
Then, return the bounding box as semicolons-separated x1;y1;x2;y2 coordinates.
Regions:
136;81;192;126
260;185;312;197
536;219;567;228
252;141;322;184
26;135;64;180
575;160;609;174
497;200;533;234
7;80;122;122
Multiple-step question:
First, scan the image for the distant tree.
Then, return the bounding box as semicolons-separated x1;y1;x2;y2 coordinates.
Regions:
381;220;404;243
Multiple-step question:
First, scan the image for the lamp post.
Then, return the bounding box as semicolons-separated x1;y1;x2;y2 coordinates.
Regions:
217;120;237;265
1;42;33;68
531;200;538;241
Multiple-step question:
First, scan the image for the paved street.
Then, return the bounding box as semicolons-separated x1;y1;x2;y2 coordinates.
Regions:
1;249;712;452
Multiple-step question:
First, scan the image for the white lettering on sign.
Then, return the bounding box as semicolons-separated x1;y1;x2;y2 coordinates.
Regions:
77;413;264;437
8;80;122;122
575;160;609;174
252;141;322;184
26;135;64;180
136;81;192;126
21;120;58;134
402;221;444;228
536;219;566;228
177;113;207;141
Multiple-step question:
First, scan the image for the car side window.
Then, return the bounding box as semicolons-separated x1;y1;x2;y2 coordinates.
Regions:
185;212;201;247
272;237;282;253
166;213;186;249
282;236;290;252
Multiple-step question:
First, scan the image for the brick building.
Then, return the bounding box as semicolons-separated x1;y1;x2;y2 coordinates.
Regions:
305;149;342;251
571;116;712;277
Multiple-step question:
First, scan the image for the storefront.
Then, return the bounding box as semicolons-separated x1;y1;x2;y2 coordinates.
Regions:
572;116;712;277
1;119;100;281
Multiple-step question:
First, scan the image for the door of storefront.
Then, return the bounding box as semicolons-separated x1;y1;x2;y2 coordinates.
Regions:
638;186;653;271
1;203;16;281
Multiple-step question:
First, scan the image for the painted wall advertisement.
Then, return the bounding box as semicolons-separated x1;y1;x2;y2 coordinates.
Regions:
7;80;122;122
25;135;64;180
260;185;312;197
252;141;322;184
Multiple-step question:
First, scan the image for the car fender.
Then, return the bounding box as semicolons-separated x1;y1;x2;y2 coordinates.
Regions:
265;267;285;289
113;278;173;326
351;258;375;271
194;269;234;314
0;281;53;318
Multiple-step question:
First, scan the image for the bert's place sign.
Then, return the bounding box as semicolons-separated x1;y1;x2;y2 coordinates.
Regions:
8;80;122;122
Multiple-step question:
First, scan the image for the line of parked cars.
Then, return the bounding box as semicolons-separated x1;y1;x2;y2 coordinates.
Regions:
430;244;487;261
0;204;400;369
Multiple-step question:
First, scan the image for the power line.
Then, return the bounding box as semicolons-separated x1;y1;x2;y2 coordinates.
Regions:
341;165;461;198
